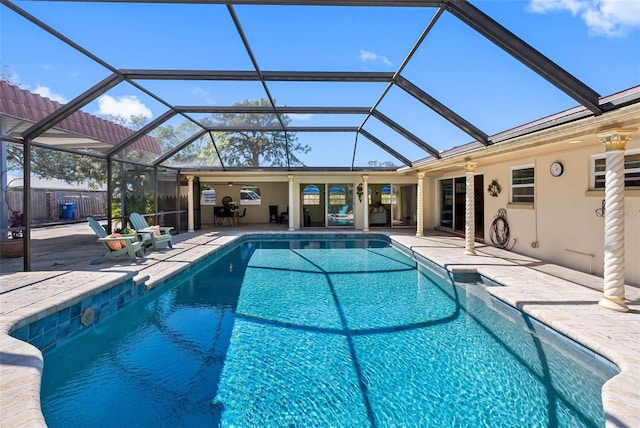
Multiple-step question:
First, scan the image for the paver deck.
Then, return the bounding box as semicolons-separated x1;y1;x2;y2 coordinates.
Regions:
1;225;638;427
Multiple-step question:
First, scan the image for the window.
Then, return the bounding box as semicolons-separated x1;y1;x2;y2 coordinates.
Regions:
511;166;534;204
591;150;640;189
381;184;397;204
328;185;346;205
240;187;262;205
303;185;320;205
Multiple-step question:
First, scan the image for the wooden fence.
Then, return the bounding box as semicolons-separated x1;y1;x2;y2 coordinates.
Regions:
6;189;107;223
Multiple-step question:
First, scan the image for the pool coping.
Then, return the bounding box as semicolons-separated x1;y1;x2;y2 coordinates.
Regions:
1;230;638;427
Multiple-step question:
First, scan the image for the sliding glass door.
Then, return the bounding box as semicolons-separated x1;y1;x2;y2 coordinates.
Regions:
390;184;417;227
327;183;354;227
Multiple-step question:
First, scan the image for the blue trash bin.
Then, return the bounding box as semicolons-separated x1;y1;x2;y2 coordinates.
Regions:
60;202;78;220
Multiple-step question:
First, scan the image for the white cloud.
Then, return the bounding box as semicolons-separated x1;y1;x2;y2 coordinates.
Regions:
96;94;152;119
33;85;67;104
288;113;313;121
359;50;392;66
191;87;216;104
527;0;640;37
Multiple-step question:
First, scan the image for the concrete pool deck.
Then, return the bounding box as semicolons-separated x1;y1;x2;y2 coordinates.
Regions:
0;225;638;427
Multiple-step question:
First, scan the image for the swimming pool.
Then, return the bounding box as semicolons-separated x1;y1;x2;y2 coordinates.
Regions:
40;236;617;427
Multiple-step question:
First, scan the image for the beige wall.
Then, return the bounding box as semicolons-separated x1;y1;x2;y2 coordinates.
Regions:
429;140;640;285
200;182;289;226
199;173;427;229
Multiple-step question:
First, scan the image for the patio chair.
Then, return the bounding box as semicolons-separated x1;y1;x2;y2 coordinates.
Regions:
129;213;173;251
236;207;247;225
219;206;236;226
87;217;143;264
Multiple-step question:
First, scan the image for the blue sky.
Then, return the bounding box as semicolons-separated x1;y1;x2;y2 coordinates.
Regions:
1;0;639;167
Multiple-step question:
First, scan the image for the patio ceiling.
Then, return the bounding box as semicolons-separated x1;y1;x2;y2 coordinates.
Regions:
1;0;639;172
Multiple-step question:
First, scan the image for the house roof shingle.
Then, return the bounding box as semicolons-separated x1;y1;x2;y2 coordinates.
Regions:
0;80;162;156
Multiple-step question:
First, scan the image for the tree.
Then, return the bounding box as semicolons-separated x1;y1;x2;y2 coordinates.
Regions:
0;62;20;86
6;144;107;190
152;120;212;167
208;98;310;167
104;114;148;131
368;160;397;168
3;112;151;188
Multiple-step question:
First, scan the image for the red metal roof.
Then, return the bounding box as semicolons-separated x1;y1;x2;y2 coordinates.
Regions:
0;81;162;155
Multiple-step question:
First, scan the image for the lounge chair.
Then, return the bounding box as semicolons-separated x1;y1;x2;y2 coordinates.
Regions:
87;217;143;264
129;212;173;251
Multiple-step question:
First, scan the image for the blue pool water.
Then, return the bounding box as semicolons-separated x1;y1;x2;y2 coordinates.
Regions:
40;237;617;427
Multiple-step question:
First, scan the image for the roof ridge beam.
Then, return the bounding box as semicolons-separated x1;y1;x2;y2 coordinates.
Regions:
89;1;442;5
394;75;490;145
121;69;395;82
208;126;359;132
175;106;372;114
446;0;602;114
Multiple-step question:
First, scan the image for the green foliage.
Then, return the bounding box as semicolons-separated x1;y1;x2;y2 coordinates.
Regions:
153;121;209;166
104;114;148;131
210;98;310;167
154;98;310;168
6;145;107;190
110;163;154;217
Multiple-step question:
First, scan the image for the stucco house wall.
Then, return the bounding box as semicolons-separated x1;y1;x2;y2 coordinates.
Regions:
430;139;640;286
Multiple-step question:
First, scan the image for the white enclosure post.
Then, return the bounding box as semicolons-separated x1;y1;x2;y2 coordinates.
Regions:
598;128;635;312
464;162;477;255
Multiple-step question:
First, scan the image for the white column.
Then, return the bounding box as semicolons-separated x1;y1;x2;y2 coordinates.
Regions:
288;175;294;231
463;162;477;255
598;128;635;312
416;172;425;237
362;175;369;232
186;175;194;233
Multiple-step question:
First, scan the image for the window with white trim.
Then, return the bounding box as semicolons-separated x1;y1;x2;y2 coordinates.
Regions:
591;150;640;189
511;165;535;204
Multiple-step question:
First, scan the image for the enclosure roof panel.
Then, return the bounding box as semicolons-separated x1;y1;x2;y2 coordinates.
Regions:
1;0;639;170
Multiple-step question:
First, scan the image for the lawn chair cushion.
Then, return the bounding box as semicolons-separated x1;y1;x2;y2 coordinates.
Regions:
106;233;126;250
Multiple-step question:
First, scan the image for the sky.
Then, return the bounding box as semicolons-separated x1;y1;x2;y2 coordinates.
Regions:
1;0;639;167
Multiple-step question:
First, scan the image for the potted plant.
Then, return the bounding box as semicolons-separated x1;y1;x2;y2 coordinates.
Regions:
0;210;25;258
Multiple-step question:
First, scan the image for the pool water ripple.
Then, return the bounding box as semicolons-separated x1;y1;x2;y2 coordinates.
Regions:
41;238;616;427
